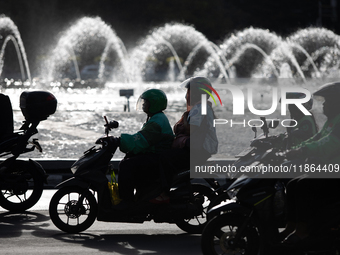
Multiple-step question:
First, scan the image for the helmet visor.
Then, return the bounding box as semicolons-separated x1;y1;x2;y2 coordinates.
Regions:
136;96;144;112
136;96;149;112
179;77;192;89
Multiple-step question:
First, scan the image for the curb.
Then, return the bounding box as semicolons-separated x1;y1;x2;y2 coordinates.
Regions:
0;158;236;189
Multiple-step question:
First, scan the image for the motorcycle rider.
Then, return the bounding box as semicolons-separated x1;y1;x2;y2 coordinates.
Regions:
154;76;218;202
281;81;340;245
284;92;317;147
0;93;14;141
272;92;317;150
107;89;174;209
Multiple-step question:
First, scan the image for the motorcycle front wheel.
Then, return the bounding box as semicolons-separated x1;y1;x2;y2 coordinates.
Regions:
175;183;216;234
201;213;259;255
49;186;98;233
0;163;44;211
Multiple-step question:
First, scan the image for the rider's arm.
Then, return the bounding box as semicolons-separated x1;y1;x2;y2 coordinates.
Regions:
290;119;316;141
119;121;161;154
119;114;174;154
295;123;340;160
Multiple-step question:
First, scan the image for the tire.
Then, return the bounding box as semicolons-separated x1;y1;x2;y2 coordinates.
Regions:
175;183;216;234
201;213;259;255
0;164;44;212
49;186;98;233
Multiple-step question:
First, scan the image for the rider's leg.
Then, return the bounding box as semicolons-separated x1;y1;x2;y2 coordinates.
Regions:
118;153;159;201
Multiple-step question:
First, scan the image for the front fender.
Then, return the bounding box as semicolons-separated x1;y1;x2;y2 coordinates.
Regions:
208;202;252;216
55;177;89;189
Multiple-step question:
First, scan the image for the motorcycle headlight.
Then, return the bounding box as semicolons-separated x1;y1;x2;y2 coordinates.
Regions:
227;188;240;199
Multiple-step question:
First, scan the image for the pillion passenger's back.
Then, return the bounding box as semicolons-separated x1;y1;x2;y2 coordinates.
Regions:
0;93;14;140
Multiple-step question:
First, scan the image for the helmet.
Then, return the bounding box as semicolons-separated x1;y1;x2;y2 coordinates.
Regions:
180;76;213;103
180;76;212;92
136;89;167;114
313;82;340;101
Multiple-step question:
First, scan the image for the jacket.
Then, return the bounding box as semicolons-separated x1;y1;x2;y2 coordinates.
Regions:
119;112;174;155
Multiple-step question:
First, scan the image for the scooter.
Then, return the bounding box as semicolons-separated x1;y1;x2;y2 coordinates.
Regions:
201;117;340;255
201;160;340;254
0;91;57;211
206;117;282;221
49;117;216;234
201;146;287;255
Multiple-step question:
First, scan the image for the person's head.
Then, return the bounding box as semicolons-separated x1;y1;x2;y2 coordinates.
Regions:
180;76;213;107
136;89;167;116
284;92;313;119
314;82;340;119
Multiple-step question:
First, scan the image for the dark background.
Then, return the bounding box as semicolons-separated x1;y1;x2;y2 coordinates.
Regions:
0;0;338;76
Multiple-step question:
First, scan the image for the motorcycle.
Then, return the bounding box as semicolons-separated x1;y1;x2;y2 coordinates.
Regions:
49;117;217;234
202;163;340;254
201;163;286;255
206;117;282;221
201;119;340;254
200;117;286;254
0;91;57;211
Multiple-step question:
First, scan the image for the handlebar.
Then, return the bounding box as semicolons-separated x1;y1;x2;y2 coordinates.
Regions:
104;116;119;136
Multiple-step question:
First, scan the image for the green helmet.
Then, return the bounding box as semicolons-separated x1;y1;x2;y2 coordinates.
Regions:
136;89;167;114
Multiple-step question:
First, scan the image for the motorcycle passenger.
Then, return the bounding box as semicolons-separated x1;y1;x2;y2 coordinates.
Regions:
274;92;317;150
281;81;340;245
112;89;174;208
285;92;317;147
182;76;218;163
0;93;14;141
154;77;218;202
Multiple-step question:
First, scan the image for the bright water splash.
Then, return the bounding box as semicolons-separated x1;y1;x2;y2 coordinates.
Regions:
3;16;340;86
129;23;229;82
39;21;340;85
0;16;31;81
262;27;340;80
43;17;128;82
203;27;340;82
204;27;283;80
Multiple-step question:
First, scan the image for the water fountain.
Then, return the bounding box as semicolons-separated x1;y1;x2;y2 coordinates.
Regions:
0;16;31;87
1;16;340;87
22;17;340;86
42;16;128;87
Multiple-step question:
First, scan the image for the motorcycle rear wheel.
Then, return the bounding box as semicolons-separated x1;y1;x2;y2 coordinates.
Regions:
201;213;259;255
0;165;44;212
175;183;216;234
49;186;98;233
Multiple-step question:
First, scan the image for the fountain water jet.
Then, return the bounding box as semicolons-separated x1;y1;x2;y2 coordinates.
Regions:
226;43;280;78
43;17;128;84
178;41;230;82
2;16;340;87
130;23;223;82
0;16;31;82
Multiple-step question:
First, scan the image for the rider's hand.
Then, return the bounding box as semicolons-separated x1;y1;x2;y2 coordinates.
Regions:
285;148;303;159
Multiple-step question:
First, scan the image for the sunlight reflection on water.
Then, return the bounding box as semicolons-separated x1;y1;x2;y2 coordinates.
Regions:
4;82;186;158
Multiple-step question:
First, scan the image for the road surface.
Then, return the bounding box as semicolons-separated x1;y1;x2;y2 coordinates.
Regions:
0;190;202;255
